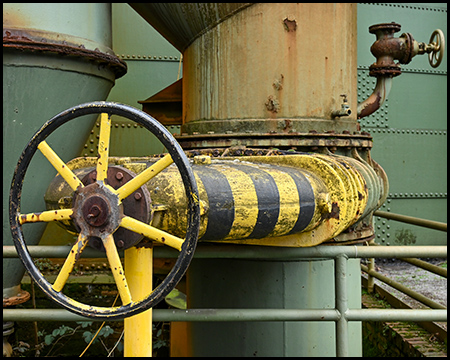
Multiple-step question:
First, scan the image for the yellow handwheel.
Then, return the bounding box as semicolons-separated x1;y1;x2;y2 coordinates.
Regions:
9;102;200;319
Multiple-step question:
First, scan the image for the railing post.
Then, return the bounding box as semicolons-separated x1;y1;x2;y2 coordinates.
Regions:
335;254;349;357
367;258;375;293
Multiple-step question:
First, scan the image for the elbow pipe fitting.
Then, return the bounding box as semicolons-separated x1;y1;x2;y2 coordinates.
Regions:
358;22;418;119
357;76;392;119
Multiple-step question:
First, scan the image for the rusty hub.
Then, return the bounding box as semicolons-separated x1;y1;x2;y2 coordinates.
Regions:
82;195;110;227
72;182;121;241
76;166;152;252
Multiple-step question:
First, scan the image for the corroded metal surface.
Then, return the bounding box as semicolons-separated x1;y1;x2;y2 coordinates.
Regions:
176;129;373;151
181;3;358;138
2;288;30;307
79;166;152;251
3;28;127;79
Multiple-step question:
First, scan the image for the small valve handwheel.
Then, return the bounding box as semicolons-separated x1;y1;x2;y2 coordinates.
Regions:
9;102;200;319
428;29;445;68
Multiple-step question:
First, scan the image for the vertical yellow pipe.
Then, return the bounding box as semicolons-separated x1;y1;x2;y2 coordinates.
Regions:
124;245;153;357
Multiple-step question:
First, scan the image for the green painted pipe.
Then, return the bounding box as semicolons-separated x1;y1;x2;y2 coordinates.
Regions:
3;245;447;260
374;210;447;232
3;308;446;323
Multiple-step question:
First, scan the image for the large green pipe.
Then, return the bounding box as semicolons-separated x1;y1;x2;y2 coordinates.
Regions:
3;3;126;302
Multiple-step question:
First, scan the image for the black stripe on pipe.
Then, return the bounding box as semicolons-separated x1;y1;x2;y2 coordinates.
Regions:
280;167;316;234
195;167;235;240
232;164;281;239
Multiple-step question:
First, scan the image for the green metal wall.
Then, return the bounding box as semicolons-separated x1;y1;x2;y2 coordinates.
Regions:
78;3;182;159
106;3;181;156
357;3;447;246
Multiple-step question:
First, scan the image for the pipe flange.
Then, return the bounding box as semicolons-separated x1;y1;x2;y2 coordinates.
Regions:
398;32;415;64
2;290;30;307
78;166;152;252
369;22;401;34
72;182;122;240
369;63;402;77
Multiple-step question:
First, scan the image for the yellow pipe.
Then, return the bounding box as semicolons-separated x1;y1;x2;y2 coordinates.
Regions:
124;245;153;357
19;208;73;225
52;233;89;292
115;153;173;202
38;140;84;191
103;234;132;305
120;215;184;251
96;113;111;183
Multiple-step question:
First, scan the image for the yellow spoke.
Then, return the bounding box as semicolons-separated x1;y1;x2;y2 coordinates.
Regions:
52;234;89;292
115;153;173;202
120;216;184;251
19;208;73;225
103;234;132;305
38;141;83;191
96;113;111;183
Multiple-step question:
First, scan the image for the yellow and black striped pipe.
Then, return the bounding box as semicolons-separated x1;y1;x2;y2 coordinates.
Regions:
146;153;386;247
194;162;317;241
44;152;387;247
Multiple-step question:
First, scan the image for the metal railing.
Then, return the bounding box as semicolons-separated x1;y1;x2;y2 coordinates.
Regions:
366;210;447;306
3;243;447;357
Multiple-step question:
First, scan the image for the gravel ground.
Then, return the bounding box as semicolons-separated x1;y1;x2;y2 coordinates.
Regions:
367;258;447;330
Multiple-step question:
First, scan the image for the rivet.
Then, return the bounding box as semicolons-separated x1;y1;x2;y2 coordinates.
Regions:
116;172;124;181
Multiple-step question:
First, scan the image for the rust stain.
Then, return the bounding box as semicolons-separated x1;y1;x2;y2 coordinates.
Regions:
265;95;280;113
323;202;340;220
283;119;292;132
358;92;381;119
283;18;297;32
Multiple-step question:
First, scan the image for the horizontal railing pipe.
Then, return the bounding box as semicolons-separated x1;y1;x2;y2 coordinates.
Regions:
3;308;446;323
360;264;446;309
401;257;447;278
345;308;447;322
374;210;447;232
2;245;447;260
369;243;447;278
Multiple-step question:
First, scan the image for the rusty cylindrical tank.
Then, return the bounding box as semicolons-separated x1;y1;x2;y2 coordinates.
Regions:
131;3;366;151
3;3;126;306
